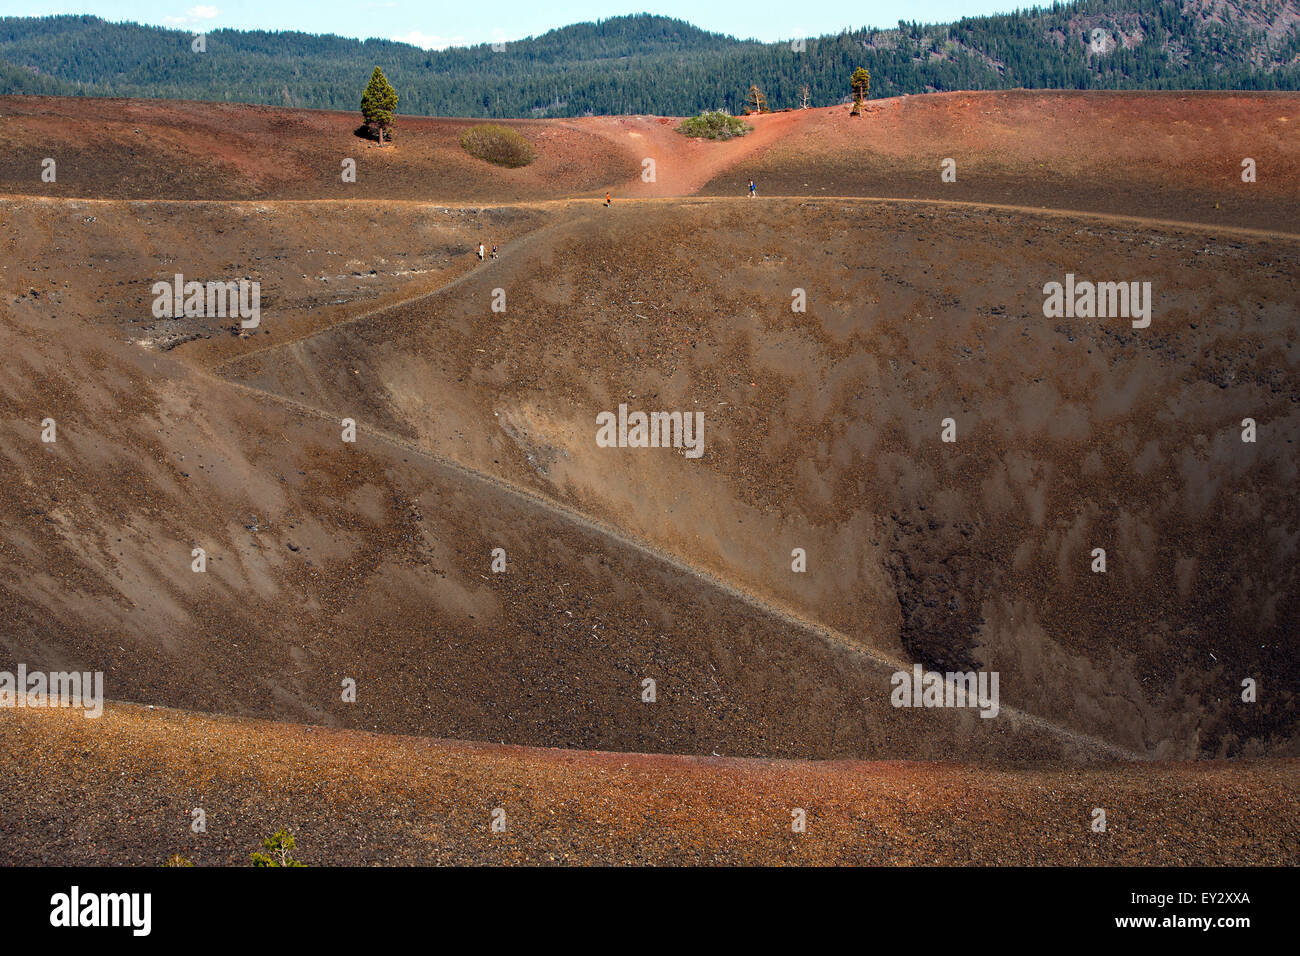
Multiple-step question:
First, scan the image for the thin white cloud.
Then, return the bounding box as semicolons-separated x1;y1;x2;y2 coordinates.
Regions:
164;6;220;27
391;31;467;50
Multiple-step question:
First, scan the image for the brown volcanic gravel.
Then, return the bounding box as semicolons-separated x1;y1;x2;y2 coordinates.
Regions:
2;91;1299;869
219;198;1300;758
1;703;1295;866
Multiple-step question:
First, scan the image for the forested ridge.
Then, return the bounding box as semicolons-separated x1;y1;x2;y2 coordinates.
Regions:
2;2;1298;117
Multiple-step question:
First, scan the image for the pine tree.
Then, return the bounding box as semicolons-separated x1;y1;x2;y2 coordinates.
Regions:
360;66;399;144
250;829;306;867
850;67;871;115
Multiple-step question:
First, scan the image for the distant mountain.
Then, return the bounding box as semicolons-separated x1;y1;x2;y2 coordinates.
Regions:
1;3;1298;117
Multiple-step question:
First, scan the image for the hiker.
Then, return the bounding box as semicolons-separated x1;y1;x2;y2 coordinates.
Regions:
491;244;499;260
604;191;612;207
477;242;485;262
748;179;757;198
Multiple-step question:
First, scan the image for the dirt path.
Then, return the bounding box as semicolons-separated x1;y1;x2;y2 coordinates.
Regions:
564;110;812;198
206;348;1142;762
182;191;1300;370
13;188;1288;760
206;213;579;372
14;189;1292;239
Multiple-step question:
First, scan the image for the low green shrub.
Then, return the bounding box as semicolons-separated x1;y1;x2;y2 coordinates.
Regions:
459;124;538;168
676;111;753;141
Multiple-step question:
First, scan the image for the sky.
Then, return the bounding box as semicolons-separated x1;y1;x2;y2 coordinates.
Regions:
0;1;1034;47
